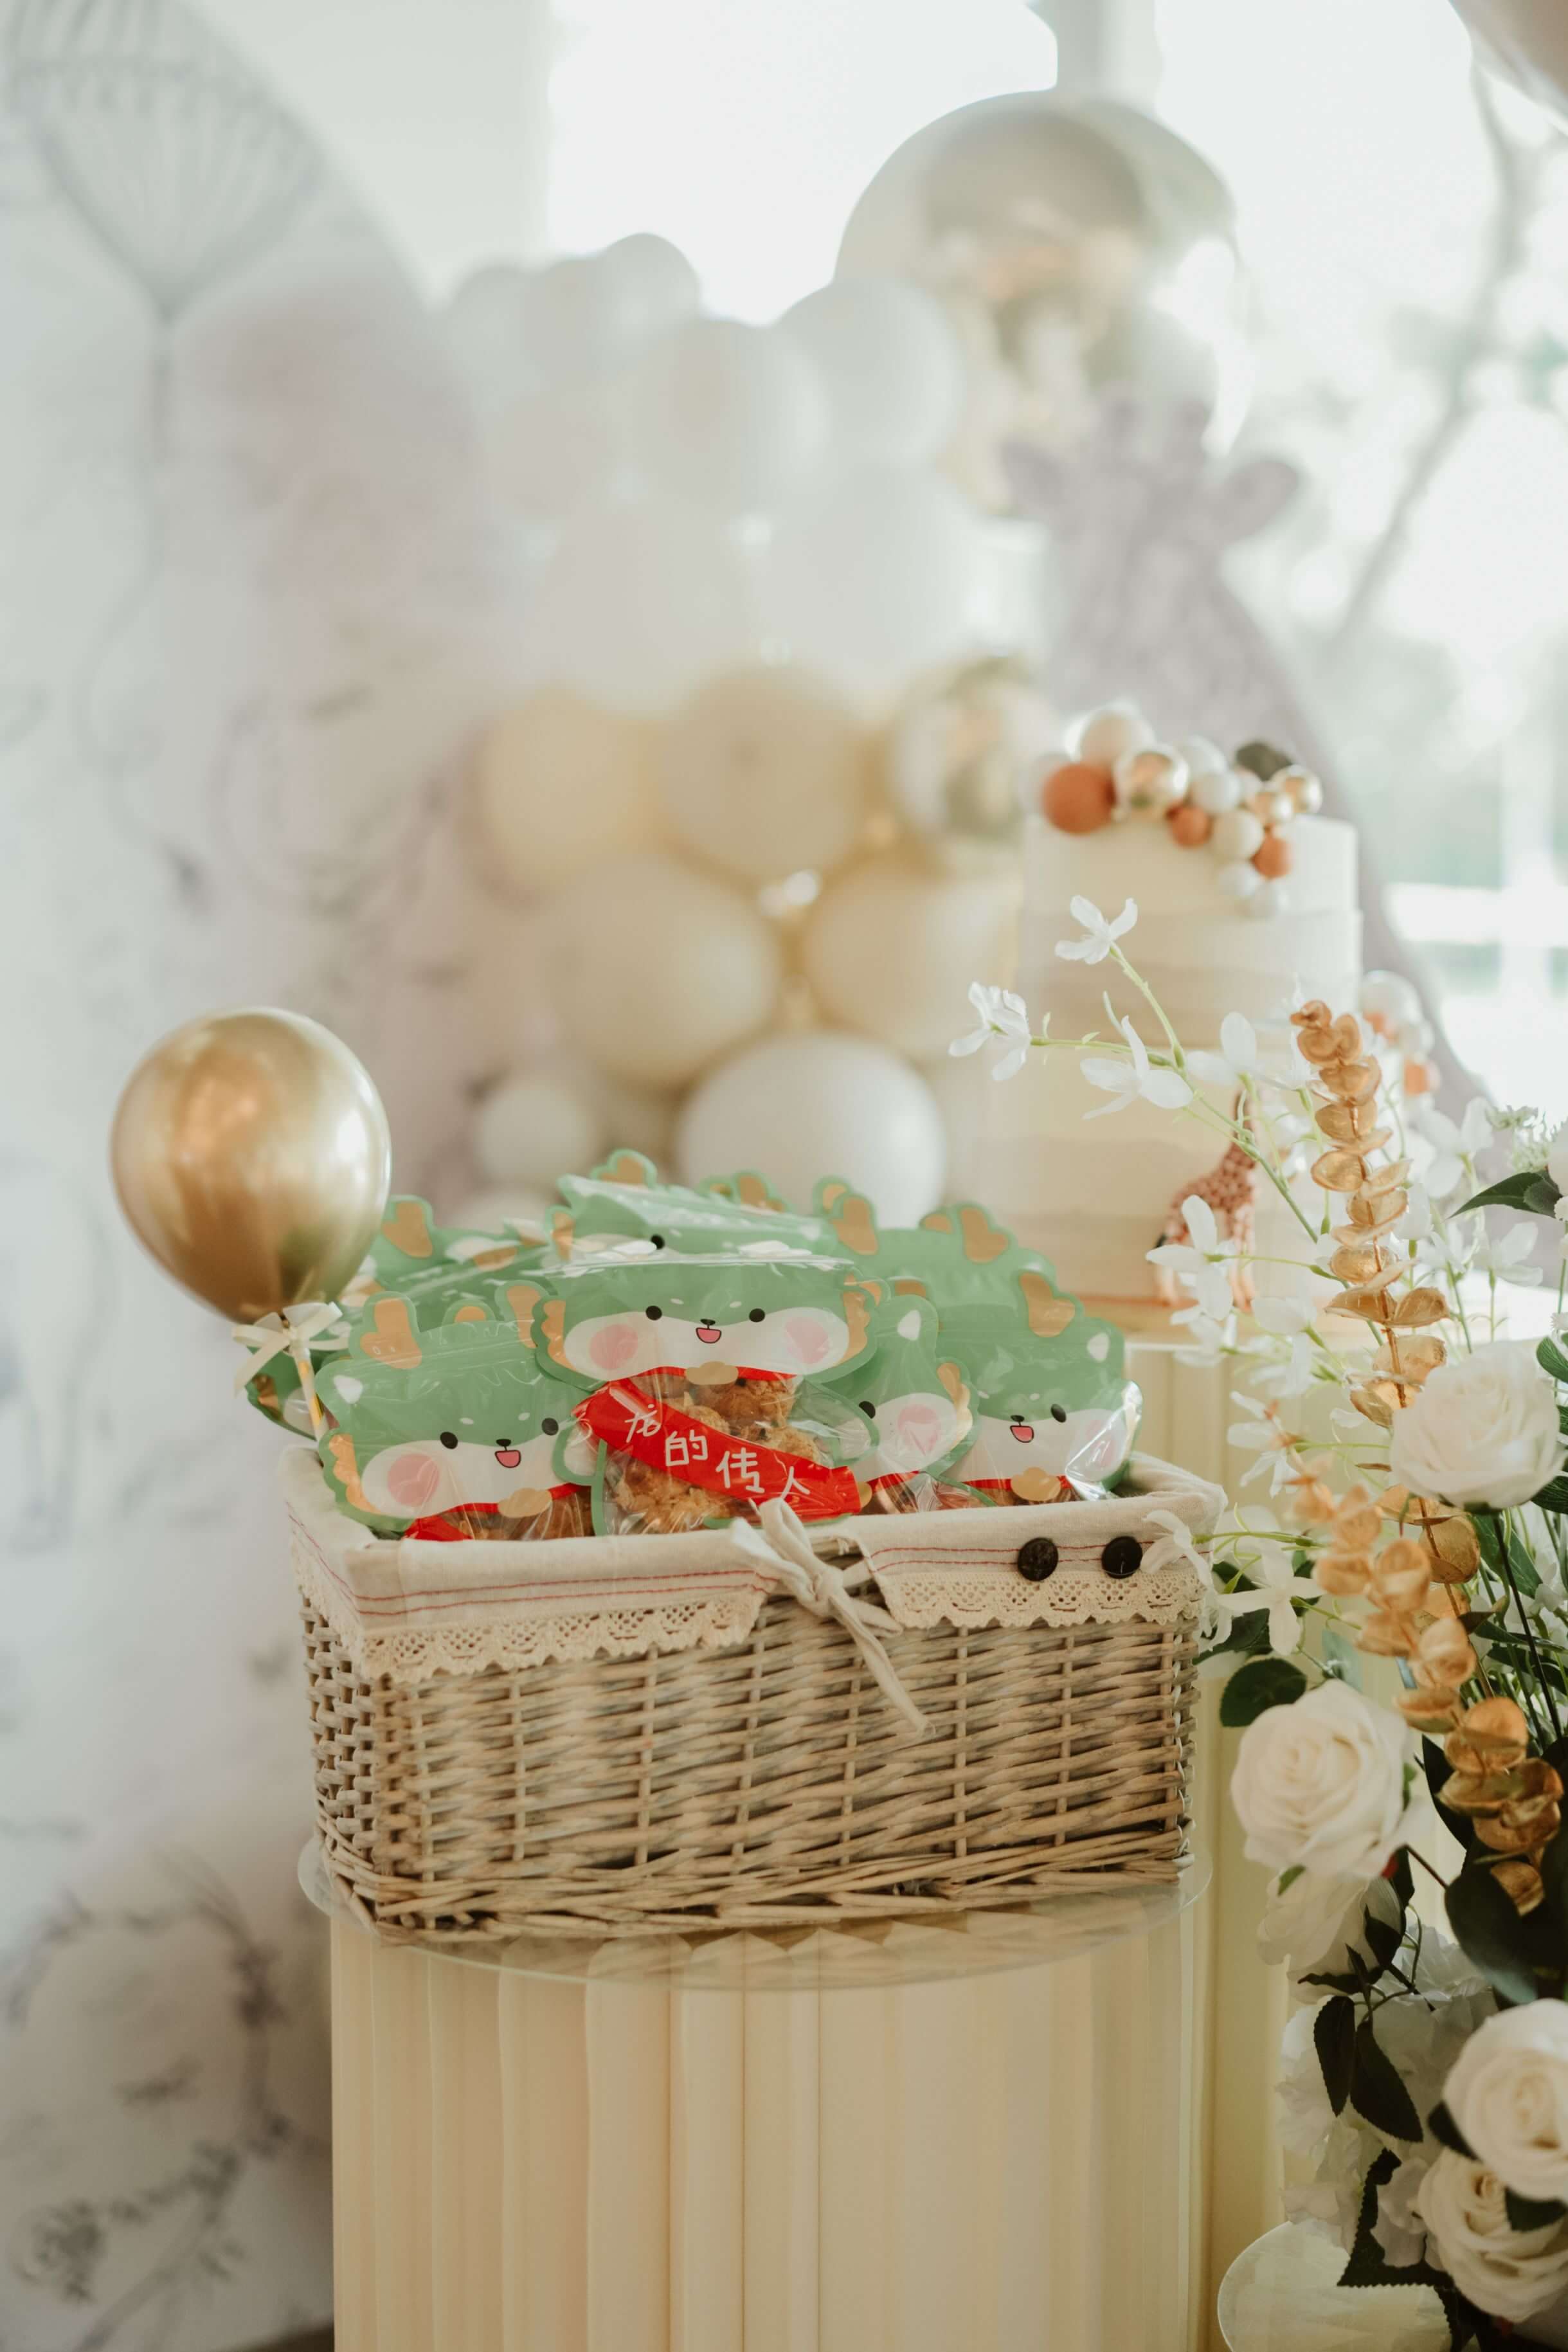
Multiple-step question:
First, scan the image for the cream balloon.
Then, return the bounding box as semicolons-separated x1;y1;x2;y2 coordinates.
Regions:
586;1074;681;1168
111;1008;391;1323
676;1032;946;1226
802;855;1015;1060
623;317;829;516
654;665;871;882
473;689;662;895
1449;0;1568;123
836;93;1247;449
779;277;966;467
552;851;783;1088
527;494;755;713
761;465;988;702
887;652;1059;862
597;233;701;338
518;251;634;383
449;1185;554;1237
474;1072;606;1188
442;262;538;413
486;381;621;521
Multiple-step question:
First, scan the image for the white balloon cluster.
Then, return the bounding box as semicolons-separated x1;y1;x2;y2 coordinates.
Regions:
445;235;1057;1223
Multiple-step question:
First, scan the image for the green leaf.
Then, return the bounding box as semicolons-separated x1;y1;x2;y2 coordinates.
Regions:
1456;1170;1561;1217
1277;1865;1304;1894
1534;1476;1568;1514
1429;2099;1475;2157
1314;1996;1356;2116
1349;2018;1422;2140
1506;2187;1568;2230
1540;1336;1568;1384
1234;739;1290;781
1336;2147;1448;2293
1208;1581;1273;1658
1362;1895;1405;1977
1447;1864;1541;2005
1219;1654;1308;1728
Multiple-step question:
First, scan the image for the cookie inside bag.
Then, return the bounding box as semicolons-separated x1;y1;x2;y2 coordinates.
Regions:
581;1368;870;1535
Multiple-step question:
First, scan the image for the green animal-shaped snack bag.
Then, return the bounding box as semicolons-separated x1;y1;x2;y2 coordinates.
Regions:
820;1292;977;1514
515;1251;879;1535
246;1195;547;1435
550;1150;833;1263
316;1288;593;1539
813;1184;1140;1503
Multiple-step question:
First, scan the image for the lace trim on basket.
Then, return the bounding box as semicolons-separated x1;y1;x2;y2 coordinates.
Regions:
867;1559;1202;1631
343;1596;769;1681
288;1504;770;1683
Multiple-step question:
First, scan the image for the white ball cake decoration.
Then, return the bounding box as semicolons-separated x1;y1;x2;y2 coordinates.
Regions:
1036;701;1320;921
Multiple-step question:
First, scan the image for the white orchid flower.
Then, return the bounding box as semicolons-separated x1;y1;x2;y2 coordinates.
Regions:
1245;1296;1317;1399
1410;1095;1492;1201
1142;1508;1211;1581
1146;1193;1238;1320
1472;1220;1543;1288
1081;1018;1193;1119
1223;1546;1319;1656
1054;894;1138;966
1227;1391;1290;1486
1171;1303;1232;1366
950;982;1037;1080
1187;1010;1263;1089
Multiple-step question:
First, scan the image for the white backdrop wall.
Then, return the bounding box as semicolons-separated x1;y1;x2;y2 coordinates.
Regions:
0;5;506;2344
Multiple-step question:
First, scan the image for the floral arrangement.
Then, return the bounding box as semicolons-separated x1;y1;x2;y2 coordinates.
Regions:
956;884;1568;2349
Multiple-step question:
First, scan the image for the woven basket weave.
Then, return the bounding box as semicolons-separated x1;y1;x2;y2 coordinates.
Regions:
287;1449;1218;1943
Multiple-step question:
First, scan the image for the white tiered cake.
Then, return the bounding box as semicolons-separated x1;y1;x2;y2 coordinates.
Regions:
959;713;1363;1305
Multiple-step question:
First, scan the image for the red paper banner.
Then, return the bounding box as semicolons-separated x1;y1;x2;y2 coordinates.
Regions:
577;1382;862;1523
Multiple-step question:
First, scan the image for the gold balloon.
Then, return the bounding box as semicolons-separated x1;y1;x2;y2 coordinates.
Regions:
111;1008;392;1323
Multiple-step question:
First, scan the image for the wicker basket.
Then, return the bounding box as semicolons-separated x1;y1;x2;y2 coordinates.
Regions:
285;1449;1221;1943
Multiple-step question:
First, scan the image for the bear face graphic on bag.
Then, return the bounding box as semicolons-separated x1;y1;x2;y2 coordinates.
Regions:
318;1292;591;1531
515;1256;876;1388
829;1297;971;1481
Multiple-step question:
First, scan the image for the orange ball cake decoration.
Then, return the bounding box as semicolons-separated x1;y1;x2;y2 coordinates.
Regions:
1036;703;1324;923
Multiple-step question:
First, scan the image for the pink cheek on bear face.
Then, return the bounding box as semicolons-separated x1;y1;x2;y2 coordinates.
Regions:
897;1403;944;1458
387;1452;442;1509
782;1314;831;1367
588;1323;640;1371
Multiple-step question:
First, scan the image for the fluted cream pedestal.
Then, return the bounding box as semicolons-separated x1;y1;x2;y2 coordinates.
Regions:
327;1335;1281;2352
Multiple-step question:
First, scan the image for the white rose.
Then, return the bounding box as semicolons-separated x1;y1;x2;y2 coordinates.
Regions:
1446;2001;1568;2207
1231;1682;1416;1879
1257;1868;1401;1979
1389;1339;1565;1512
1414;2148;1568;2322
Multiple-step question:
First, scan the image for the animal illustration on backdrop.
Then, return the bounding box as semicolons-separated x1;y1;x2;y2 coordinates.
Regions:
1004;388;1471;1103
1004;395;1323;761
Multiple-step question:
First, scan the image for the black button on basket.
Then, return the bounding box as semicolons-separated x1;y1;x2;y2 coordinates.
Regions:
1101;1535;1142;1580
1016;1535;1059;1582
